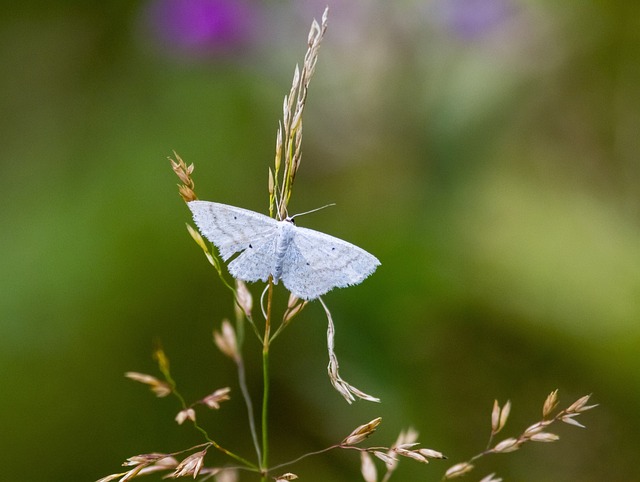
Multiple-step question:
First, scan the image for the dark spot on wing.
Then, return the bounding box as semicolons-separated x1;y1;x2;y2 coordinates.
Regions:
249;244;253;249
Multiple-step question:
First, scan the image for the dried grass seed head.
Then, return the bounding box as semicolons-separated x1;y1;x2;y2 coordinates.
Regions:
543;389;559;418
169;450;206;479
561;413;586;428
524;421;547;436
203;387;231;409
360;452;377;482
235;279;253;318
153;346;171;375
373;450;397;466
479;473;503;482
418;448;446;459
214;319;239;360
283;294;306;323
529;432;560;443
491;399;500;432
444;462;474;479
100;456;179;482
170;152;197;203
124;372;172;397
272;8;328;219
566;393;597;413
323;298;380;404
343;417;382;446
491;400;511;433
175;408;196;425
492;437;521;453
274;473;298;481
124;453;172;466
394;447;429;463
499;400;511;431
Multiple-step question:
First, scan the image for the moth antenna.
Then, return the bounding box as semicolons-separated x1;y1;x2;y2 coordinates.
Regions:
291;203;336;219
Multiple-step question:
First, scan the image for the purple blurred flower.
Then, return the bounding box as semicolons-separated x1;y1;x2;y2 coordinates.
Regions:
143;0;258;57
438;0;517;39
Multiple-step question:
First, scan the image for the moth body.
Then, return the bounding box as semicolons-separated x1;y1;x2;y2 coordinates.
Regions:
272;219;296;284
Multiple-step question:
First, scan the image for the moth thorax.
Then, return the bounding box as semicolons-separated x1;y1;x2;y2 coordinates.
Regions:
272;220;296;283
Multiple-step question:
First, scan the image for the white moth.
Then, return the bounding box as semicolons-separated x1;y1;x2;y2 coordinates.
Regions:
188;201;380;300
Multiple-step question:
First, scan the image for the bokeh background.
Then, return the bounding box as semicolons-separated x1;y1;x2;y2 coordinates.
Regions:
2;1;639;481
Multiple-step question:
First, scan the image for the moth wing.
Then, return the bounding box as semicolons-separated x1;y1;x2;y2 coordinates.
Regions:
281;226;380;300
227;234;278;283
188;201;278;261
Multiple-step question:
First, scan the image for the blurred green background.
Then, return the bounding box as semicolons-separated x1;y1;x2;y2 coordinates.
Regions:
2;1;639;481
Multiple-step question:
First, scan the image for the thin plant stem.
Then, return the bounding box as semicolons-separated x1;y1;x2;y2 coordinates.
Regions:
268;445;339;472
260;279;274;480
260;349;270;482
206;435;257;469
236;355;262;463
